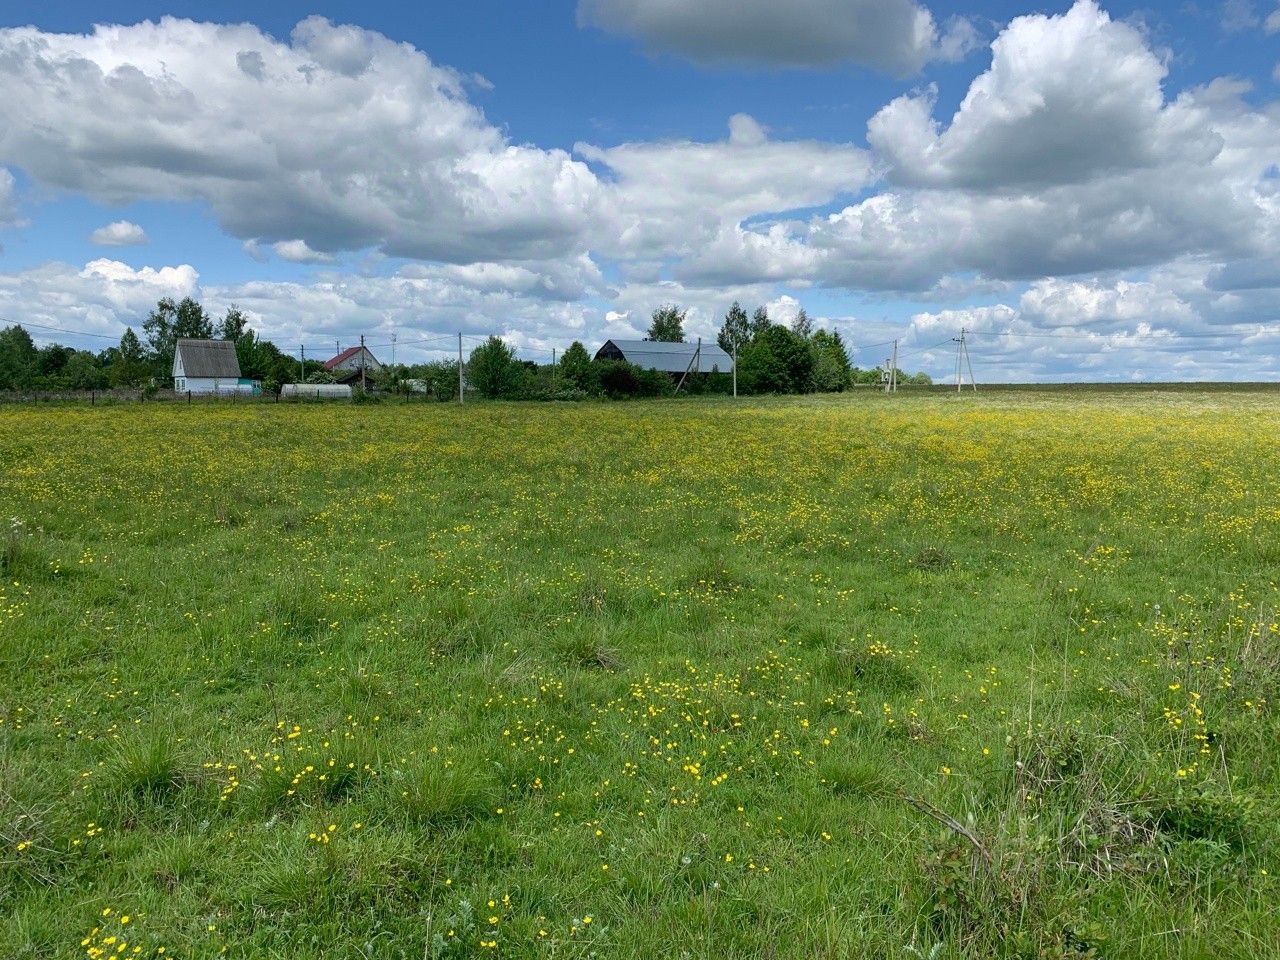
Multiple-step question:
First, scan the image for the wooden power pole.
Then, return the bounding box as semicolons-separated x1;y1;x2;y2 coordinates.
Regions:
962;329;977;392
953;328;977;392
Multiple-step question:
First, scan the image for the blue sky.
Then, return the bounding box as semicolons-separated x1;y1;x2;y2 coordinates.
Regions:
0;0;1277;379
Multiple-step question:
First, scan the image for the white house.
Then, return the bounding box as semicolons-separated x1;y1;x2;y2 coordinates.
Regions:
173;338;253;394
324;345;383;382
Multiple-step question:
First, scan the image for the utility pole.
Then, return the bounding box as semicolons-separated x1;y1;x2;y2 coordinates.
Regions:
962;328;977;392
391;332;397;367
884;356;892;394
890;339;899;393
552;348;557;390
458;332;464;404
732;337;737;398
300;344;305;384
360;334;367;393
675;338;702;394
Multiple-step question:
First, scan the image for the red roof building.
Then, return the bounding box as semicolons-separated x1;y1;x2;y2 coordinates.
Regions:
323;345;383;374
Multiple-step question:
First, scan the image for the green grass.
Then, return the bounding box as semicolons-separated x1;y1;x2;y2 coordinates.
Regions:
1;389;1277;959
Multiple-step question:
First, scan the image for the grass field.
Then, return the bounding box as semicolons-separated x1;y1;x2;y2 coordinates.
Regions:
1;390;1277;959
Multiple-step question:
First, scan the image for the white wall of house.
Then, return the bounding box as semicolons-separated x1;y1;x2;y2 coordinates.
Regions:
332;348;382;373
175;377;254;394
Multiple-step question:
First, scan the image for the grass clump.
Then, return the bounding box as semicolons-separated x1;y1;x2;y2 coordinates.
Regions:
108;731;189;800
390;756;501;828
558;632;624;671
815;755;892;798
830;643;920;693
910;545;953;571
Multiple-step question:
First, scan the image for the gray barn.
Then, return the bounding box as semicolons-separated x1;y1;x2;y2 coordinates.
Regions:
594;339;735;374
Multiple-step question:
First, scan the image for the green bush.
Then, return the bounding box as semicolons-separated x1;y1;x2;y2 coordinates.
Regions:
467;337;524;399
594;360;670;398
558;341;595;391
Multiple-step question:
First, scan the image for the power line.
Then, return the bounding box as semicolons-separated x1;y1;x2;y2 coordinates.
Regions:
893;336;959;362
964;327;1270;343
2;318;124;341
847;338;897;353
362;334;456;350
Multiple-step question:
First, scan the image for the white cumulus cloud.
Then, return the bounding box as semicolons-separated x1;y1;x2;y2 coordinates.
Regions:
0;259;198;341
577;114;871;262
0;17;600;264
0;167;19;226
90;220;148;246
867;1;1219;190
798;3;1280;290
272;239;335;264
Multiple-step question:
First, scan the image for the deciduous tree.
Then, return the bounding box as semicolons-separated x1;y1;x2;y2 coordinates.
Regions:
717;301;749;354
810;329;852;391
0;325;37;390
559;340;594;390
109;328;149;387
749;305;771;339
219;306;249;341
468;336;523;398
791;307;813;340
646;305;686;343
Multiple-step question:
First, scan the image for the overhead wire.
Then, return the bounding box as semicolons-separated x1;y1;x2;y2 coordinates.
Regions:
964;326;1270;342
3;318;123;341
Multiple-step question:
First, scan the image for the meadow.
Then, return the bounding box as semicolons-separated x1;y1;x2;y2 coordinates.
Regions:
0;390;1277;959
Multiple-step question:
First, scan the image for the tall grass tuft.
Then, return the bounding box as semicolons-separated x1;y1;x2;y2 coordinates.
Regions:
391;757;501;827
109;731;188;799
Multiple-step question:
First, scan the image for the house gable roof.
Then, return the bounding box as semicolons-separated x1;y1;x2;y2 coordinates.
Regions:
175;338;241;379
324;346;365;370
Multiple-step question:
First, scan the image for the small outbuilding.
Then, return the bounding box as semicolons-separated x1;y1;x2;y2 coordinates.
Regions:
281;383;353;400
173;338;255;394
594;339;734;374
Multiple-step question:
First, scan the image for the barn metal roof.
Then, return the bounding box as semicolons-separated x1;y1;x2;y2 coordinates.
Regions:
175;338;241;379
597;339;735;373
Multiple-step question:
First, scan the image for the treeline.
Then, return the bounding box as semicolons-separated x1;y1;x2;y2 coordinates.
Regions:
0;298;306;392
381;339;679;401
711;302;930;392
1;297;930;398
385;303;930;402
